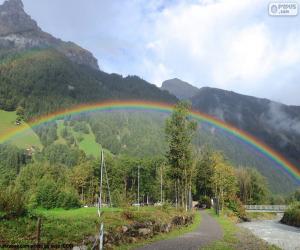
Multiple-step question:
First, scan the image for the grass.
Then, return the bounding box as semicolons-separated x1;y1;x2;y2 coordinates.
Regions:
245;212;278;221
202;209;238;250
203;209;280;250
56;120;100;157
0;207;196;247
116;209;201;250
0;110;42;149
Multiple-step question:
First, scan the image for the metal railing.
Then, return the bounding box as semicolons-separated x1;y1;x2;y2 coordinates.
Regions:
244;205;287;212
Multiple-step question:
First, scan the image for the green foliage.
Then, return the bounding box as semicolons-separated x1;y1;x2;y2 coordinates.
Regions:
57;189;81;210
34;123;58;147
226;197;246;219
194;147;215;199
0;144;28;187
41;144;83;167
198;196;212;208
0;185;26;218
210;153;238;210
73;122;89;134
281;202;300;227
89;111;167;157
165;101;197;208
0;49;176;119
36;178;59;209
236;168;269;205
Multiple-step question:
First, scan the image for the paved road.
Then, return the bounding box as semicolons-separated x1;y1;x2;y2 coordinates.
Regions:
136;210;223;250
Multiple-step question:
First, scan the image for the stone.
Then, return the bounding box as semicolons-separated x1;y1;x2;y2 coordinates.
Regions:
138;228;152;236
72;246;87;250
121;225;129;233
161;223;171;233
129;237;138;243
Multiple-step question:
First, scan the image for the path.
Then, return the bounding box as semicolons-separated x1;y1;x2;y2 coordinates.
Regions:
136;210;223;250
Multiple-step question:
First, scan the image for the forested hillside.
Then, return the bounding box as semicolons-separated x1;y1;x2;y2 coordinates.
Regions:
0;49;176;119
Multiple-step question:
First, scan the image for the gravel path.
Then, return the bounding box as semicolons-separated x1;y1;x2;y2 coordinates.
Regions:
136;210;223;250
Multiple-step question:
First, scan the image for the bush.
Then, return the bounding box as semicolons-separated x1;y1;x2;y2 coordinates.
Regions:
198;196;212;209
226;197;246;219
281;202;300;227
122;210;134;220
36;179;59;209
0;186;26;218
57;189;80;209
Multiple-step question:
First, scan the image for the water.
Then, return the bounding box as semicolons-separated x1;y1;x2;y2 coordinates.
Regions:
239;218;300;250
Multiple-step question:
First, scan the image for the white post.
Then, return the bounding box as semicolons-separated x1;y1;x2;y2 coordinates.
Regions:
138;165;140;211
99;150;104;209
104;160;112;207
160;165;163;204
99;223;104;250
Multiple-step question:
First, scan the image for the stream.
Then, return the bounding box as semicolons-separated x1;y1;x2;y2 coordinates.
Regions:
239;217;300;250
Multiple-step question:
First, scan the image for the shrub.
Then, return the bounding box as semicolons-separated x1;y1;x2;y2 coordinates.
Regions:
122;210;134;220
36;179;59;209
0;186;26;218
281;202;300;227
198;196;212;209
226;197;246;219
57;189;80;209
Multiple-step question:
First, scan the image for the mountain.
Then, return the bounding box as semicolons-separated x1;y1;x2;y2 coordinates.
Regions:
191;87;300;169
162;78;300;173
161;78;199;99
0;0;99;70
0;0;177;119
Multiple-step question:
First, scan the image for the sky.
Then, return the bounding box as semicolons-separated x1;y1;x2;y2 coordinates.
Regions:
1;0;300;105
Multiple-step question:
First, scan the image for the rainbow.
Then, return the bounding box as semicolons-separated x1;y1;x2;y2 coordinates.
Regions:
1;100;299;184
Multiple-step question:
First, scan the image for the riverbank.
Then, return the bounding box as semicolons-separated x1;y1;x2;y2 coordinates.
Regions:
203;209;279;250
280;203;300;228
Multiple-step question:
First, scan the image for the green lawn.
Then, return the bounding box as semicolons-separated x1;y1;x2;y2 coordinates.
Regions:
0;110;42;149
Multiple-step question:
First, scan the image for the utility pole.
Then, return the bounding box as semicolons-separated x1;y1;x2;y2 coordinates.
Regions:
138;165;140;211
160;165;163;204
99;150;104;210
104;160;112;207
97;150;104;250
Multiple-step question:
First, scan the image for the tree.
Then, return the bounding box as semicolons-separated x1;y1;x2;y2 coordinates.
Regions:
236;167;269;205
70;162;94;203
165;101;197;210
195;147;215;199
16;105;25;123
211;153;237;210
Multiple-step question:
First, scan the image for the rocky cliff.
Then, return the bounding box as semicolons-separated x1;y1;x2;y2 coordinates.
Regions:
0;0;99;70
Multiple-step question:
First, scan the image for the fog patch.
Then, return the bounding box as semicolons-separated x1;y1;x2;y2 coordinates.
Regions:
266;102;300;135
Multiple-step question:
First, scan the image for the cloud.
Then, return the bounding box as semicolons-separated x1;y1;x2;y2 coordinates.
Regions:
141;0;300;104
266;102;300;135
1;0;300;105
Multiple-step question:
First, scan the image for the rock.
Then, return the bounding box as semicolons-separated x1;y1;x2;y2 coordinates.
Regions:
85;235;96;243
138;228;152;236
161;223;171;233
129;237;138;243
72;246;87;250
104;243;114;250
0;0;100;70
121;225;129;233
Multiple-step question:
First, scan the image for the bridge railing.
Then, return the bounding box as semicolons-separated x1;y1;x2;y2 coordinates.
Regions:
244;205;287;211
